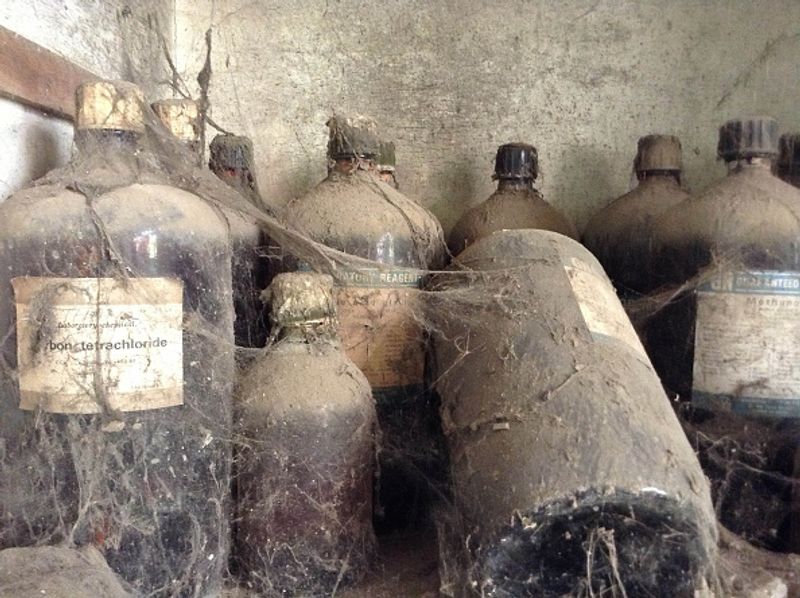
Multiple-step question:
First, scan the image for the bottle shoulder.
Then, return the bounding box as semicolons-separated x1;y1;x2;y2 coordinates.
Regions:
653;169;800;249
283;172;445;266
449;188;577;253
0;182;229;241
582;180;689;247
238;341;373;415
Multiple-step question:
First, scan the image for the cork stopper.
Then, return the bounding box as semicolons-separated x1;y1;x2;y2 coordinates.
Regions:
266;273;337;328
76;80;145;133
152;98;200;143
635;135;682;174
377;140;396;172
327;114;380;159
494;143;538;180
209;134;255;171
778;133;800;178
717;117;779;161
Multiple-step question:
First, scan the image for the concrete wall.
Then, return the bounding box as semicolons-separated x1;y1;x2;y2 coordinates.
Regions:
176;0;800;233
0;0;175;200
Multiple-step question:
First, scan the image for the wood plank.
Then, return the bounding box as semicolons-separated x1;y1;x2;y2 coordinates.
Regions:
0;25;97;119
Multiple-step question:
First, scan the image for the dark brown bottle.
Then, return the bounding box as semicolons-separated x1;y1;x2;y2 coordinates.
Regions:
0;81;234;597
448;143;577;255
204;132;272;350
430;229;717;597
582;135;689;301
282;115;446;530
649;117;800;551
777;133;800;188
209;133;268;211
234;272;376;595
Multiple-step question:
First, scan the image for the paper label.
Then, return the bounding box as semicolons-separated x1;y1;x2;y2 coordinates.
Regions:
332;268;425;391
693;270;800;417
564;257;648;358
13;277;184;414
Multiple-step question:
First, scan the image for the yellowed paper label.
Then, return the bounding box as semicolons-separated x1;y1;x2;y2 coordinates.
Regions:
694;270;800;417
13;277;184;414
336;286;425;391
565;257;648;358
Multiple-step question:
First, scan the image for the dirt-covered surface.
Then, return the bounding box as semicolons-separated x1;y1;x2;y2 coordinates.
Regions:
0;545;132;598
222;532;440;597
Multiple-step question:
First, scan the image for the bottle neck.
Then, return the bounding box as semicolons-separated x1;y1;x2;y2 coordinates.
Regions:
75;129;139;154
277;320;338;344
638;170;681;184
726;156;774;173
213;166;261;204
497;178;534;192
331;157;377;176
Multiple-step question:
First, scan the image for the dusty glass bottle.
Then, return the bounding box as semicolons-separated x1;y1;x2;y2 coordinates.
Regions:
649;117;800;550
376;140;398;189
235;272;376;595
431;229;717;596
0;81;234;596
282;115;446;530
203;131;271;350
448;142;577;255
582;135;689;301
209;134;268;211
777;133;800;188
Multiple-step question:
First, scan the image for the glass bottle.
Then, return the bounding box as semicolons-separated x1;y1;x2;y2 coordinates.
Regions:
0;80;234;597
582;135;689;302
448;142;577;255
282;115;446;530
649;117;800;551
207;133;275;353
431;229;716;596
209;133;268;211
235;272;376;595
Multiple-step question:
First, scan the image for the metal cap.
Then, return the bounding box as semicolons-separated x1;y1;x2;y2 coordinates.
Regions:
717;117;779;161
635;134;682;173
209;134;255;171
494;142;538;180
327;114;380;159
267;272;337;327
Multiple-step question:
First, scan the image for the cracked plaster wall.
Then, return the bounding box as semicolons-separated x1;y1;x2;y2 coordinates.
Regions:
176;0;800;232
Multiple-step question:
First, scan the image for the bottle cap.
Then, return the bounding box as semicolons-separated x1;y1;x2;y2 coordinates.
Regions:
635;135;682;173
377;140;396;172
267;272;337;327
76;80;145;133
494;143;538;180
777;133;800;177
209;134;255;171
717;117;779;161
152;99;200;143
327;114;380;159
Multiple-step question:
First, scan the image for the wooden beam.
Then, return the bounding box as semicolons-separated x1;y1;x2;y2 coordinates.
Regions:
0;25;97;120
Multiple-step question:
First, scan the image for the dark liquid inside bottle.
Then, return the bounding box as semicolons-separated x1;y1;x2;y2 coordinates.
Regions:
583;172;688;303
449;179;577;255
0;132;234;596
284;162;447;531
648;159;800;551
235;337;376;595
